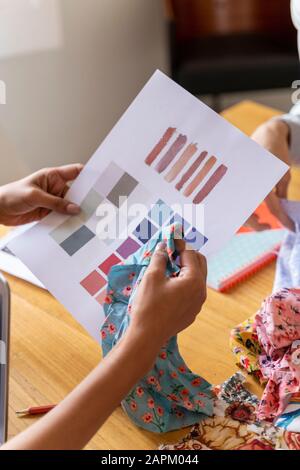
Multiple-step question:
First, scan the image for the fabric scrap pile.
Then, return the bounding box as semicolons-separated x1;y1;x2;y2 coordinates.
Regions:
230;200;300;432
100;223;214;433
231;288;300;429
160;372;300;450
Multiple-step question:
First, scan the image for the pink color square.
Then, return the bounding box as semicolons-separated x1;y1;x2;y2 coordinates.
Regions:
99;253;122;276
80;270;106;296
96;289;107;306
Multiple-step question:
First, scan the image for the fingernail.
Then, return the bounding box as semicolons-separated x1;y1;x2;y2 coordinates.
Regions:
66;203;81;215
155;242;167;251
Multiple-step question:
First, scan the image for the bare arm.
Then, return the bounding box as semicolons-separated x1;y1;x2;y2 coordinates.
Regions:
250;119;294;231
2;331;159;450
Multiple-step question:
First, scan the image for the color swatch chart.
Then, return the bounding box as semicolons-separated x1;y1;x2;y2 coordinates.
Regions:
47;161;208;307
79;196;208;307
145;127;228;204
80;213;208;312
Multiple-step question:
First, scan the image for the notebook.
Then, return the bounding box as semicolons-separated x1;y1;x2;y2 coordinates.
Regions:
207;228;285;292
207;201;285;292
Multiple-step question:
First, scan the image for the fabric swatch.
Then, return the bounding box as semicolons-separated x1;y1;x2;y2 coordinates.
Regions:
160;373;300;451
100;223;214;433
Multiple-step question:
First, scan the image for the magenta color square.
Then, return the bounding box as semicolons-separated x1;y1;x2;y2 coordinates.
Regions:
116;237;141;259
99;253;122;276
96;289;107;306
80;270;106;296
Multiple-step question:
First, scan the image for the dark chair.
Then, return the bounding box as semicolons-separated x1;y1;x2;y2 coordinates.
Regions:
165;0;300;109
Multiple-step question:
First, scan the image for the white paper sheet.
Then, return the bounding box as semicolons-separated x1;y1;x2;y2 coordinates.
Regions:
0;226;45;288
8;71;288;342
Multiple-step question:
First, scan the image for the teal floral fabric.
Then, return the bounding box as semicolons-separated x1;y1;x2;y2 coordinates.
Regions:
100;223;214;433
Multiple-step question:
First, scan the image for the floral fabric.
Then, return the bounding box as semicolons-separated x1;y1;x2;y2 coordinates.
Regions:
256;288;300;420
100;223;214;433
230;316;264;383
160;373;300;450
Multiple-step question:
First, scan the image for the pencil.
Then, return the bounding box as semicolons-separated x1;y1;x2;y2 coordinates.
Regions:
16;404;57;416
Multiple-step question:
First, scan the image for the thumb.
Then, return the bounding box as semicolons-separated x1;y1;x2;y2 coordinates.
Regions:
146;242;168;277
34;189;81;215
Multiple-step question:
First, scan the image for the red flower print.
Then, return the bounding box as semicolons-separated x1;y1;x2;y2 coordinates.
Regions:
101;330;106;340
170;225;175;233
159;370;164;377
191;378;202;386
157;406;164;417
160;352;167;360
142;412;153;424
127;305;132;314
122;286;132;297
243;357;250;369
108;323;116;334
176;411;184;418
168;394;179;402
104;295;113;305
147;376;157;385
225;402;255;423
180;388;189;396
170;371;178;379
178;365;186;373
136;386;144;397
183;399;194;410
195;399;205;408
128;272;136;280
147;398;155;409
143;251;152;259
130;401;137;411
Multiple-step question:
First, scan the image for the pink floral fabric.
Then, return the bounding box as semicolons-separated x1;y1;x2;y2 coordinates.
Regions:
256;288;300;420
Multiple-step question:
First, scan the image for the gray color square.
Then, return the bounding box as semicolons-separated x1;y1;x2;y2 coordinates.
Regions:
107;173;138;207
79;189;104;222
50;216;84;245
60;225;95;256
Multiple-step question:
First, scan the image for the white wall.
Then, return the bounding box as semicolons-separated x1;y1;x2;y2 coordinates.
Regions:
0;0;168;184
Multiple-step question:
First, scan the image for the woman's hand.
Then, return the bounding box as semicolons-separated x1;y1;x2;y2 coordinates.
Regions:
250;119;294;231
130;239;207;347
0;164;83;226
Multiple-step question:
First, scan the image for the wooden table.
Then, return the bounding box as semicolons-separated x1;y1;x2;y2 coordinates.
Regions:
2;100;300;450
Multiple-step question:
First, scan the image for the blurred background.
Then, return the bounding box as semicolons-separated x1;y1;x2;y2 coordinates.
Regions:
0;0;299;184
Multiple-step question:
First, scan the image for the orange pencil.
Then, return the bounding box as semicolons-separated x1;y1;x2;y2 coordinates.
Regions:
16;404;57;416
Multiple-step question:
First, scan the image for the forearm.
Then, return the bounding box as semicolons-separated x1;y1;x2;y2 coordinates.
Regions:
1;329;160;450
254;119;290;163
0;185;9;225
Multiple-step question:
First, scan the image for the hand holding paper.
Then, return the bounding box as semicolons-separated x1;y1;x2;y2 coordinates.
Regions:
0;164;83;226
8;71;289;342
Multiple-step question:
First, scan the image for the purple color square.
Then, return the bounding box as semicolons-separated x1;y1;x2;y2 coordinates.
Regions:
133;219;158;244
185;227;208;251
116;237;141;259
